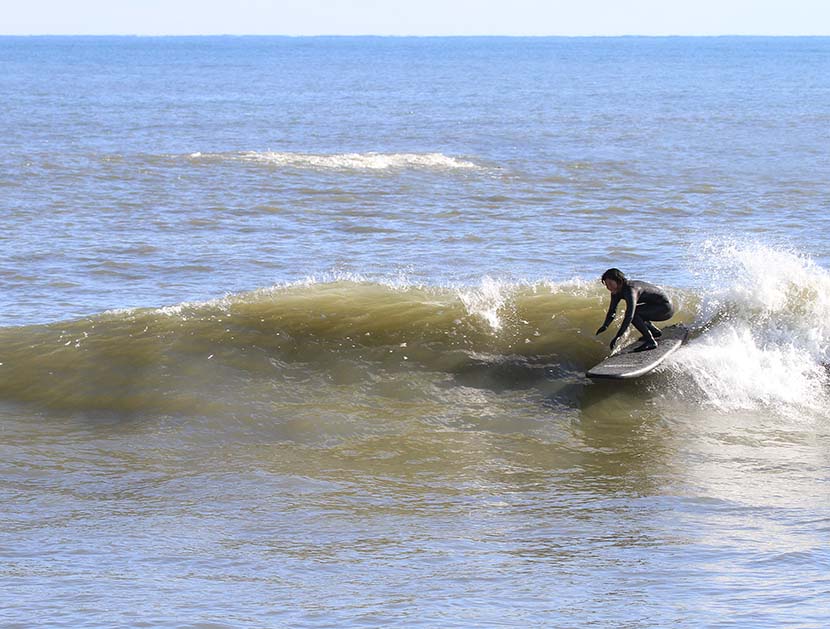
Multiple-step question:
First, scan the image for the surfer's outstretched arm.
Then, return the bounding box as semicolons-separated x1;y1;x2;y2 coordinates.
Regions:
596;293;620;334
610;286;636;349
616;288;636;337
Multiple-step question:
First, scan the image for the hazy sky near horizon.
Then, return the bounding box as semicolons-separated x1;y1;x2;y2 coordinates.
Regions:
3;0;829;36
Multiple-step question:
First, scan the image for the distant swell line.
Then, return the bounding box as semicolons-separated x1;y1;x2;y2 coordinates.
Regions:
188;151;482;171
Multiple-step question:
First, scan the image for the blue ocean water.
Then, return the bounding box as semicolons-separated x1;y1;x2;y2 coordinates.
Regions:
2;37;830;628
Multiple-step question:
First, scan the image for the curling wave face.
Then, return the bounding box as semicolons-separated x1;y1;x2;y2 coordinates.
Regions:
0;279;641;413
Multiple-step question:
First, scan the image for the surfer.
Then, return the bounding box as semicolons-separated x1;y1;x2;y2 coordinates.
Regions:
595;268;674;351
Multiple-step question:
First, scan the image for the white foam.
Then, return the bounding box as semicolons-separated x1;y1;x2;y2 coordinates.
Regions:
695;240;830;356
671;240;830;415
672;325;827;413
192;151;481;171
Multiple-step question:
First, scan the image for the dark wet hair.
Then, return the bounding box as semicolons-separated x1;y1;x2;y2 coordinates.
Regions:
601;268;627;284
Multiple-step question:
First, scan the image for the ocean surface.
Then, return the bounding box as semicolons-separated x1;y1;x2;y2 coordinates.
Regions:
2;36;830;627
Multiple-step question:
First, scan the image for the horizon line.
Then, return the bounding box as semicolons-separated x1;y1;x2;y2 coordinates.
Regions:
3;33;830;38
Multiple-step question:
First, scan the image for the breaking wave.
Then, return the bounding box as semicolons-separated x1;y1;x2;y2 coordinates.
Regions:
663;240;830;416
2;243;829;419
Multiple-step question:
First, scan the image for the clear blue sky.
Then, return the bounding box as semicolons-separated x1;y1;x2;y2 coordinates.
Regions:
3;0;829;36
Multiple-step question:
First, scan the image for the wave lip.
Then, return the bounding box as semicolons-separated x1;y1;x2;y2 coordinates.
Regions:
189;151;481;171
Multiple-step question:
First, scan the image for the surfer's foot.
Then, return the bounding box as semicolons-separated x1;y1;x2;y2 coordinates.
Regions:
643;323;663;338
638;326;662;342
634;340;658;352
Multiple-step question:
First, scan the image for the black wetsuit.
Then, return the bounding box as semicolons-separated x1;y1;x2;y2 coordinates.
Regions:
602;280;674;342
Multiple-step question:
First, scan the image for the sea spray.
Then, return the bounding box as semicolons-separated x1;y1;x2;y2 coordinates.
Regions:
667;241;830;414
457;276;511;332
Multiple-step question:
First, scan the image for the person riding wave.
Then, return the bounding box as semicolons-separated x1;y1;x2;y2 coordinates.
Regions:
596;268;674;352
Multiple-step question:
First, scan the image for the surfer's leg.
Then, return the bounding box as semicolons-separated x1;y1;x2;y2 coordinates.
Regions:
633;301;675;349
634;302;674;340
632;315;658;349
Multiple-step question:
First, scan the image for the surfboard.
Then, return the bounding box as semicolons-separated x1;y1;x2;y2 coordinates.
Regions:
586;324;689;380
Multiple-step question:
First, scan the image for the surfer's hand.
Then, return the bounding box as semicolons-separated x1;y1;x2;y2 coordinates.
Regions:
610;336;619;350
596;325;607;335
